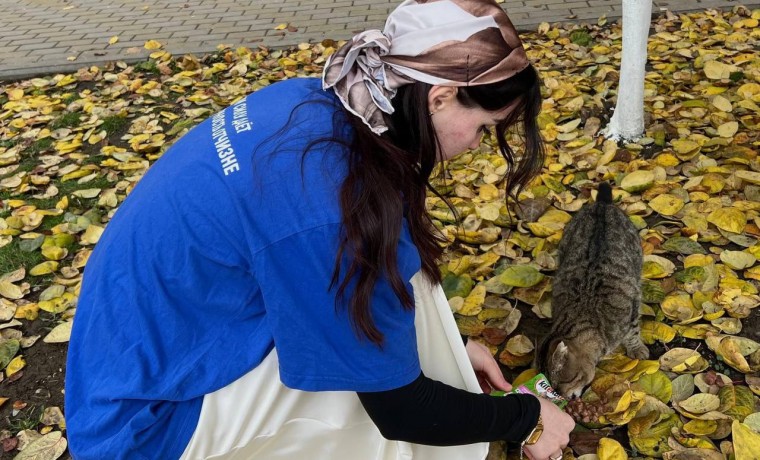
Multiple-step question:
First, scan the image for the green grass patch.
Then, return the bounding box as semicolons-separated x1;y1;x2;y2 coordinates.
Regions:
22;137;54;157
38;311;64;330
24;174;114;216
0;155;45;181
570;29;593;47
50;112;82;130
100;115;129;135
81;154;109;166
61;93;79;105
8;405;43;433
0;137;20;150
59;174;113;194
135;60;159;74
57;175;114;213
38;213;66;232
0;239;45;277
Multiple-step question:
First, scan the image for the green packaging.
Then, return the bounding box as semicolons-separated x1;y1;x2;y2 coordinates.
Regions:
491;373;567;410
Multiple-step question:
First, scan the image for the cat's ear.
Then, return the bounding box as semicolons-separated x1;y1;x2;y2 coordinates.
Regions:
550;340;569;370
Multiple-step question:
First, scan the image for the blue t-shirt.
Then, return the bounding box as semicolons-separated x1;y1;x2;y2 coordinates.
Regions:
65;78;422;459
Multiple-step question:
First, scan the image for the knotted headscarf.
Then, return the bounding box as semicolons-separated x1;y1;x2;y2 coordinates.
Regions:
322;0;529;135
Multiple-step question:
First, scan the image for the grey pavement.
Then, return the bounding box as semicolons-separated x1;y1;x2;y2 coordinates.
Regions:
0;0;758;81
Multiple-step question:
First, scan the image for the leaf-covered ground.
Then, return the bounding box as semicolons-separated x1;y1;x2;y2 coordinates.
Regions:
1;6;760;460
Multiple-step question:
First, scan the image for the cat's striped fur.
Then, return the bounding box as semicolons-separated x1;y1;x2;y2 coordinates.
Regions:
534;182;648;398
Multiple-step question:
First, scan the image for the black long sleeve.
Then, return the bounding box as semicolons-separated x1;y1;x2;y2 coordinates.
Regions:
357;372;541;446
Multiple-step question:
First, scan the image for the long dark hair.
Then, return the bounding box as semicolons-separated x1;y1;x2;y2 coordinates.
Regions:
330;64;545;345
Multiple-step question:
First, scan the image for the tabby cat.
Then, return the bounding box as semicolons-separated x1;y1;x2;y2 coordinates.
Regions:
534;182;649;398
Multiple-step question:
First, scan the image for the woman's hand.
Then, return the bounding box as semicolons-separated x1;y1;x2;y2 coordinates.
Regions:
465;339;512;393
464;340;574;459
524;397;575;460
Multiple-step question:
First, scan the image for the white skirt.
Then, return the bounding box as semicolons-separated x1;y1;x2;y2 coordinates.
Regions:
179;272;489;460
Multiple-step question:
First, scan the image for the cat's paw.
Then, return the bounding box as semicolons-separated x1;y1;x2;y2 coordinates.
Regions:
627;343;650;360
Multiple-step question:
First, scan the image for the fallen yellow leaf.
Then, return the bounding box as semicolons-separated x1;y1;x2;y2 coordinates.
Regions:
29;261;59;276
678;393;720;414
717;121;739;138
711;95;733;112
0;280;24;300
703;60;740;80
5;355;25;376
732;420;760;459
598;437;628;460
43;321;73;343
144;39;162;50
707;207;746;234
649;194;684;216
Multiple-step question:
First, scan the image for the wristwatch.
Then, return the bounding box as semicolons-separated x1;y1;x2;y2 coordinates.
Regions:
523;415;544;445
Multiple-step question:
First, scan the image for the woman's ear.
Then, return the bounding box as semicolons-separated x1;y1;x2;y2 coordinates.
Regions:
427;86;458;115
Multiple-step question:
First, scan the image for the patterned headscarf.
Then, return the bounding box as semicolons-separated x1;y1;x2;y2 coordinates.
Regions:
322;0;529;135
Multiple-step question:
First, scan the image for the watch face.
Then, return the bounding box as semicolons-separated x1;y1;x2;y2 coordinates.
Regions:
527;428;543;445
524;415;544;445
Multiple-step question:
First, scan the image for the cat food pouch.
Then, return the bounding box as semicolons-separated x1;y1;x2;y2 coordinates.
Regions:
492;373;567;410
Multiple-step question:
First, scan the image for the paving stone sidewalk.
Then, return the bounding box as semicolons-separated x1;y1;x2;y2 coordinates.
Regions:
1;0;758;81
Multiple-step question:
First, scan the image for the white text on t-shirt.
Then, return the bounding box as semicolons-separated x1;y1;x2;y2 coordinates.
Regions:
211;111;240;176
231;98;252;134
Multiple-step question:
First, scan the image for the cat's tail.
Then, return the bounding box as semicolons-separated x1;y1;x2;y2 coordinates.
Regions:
597;181;613;204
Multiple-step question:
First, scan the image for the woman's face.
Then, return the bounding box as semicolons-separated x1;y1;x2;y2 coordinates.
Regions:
429;88;515;161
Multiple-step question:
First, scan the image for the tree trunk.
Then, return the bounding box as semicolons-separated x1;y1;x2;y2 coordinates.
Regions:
603;0;653;141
